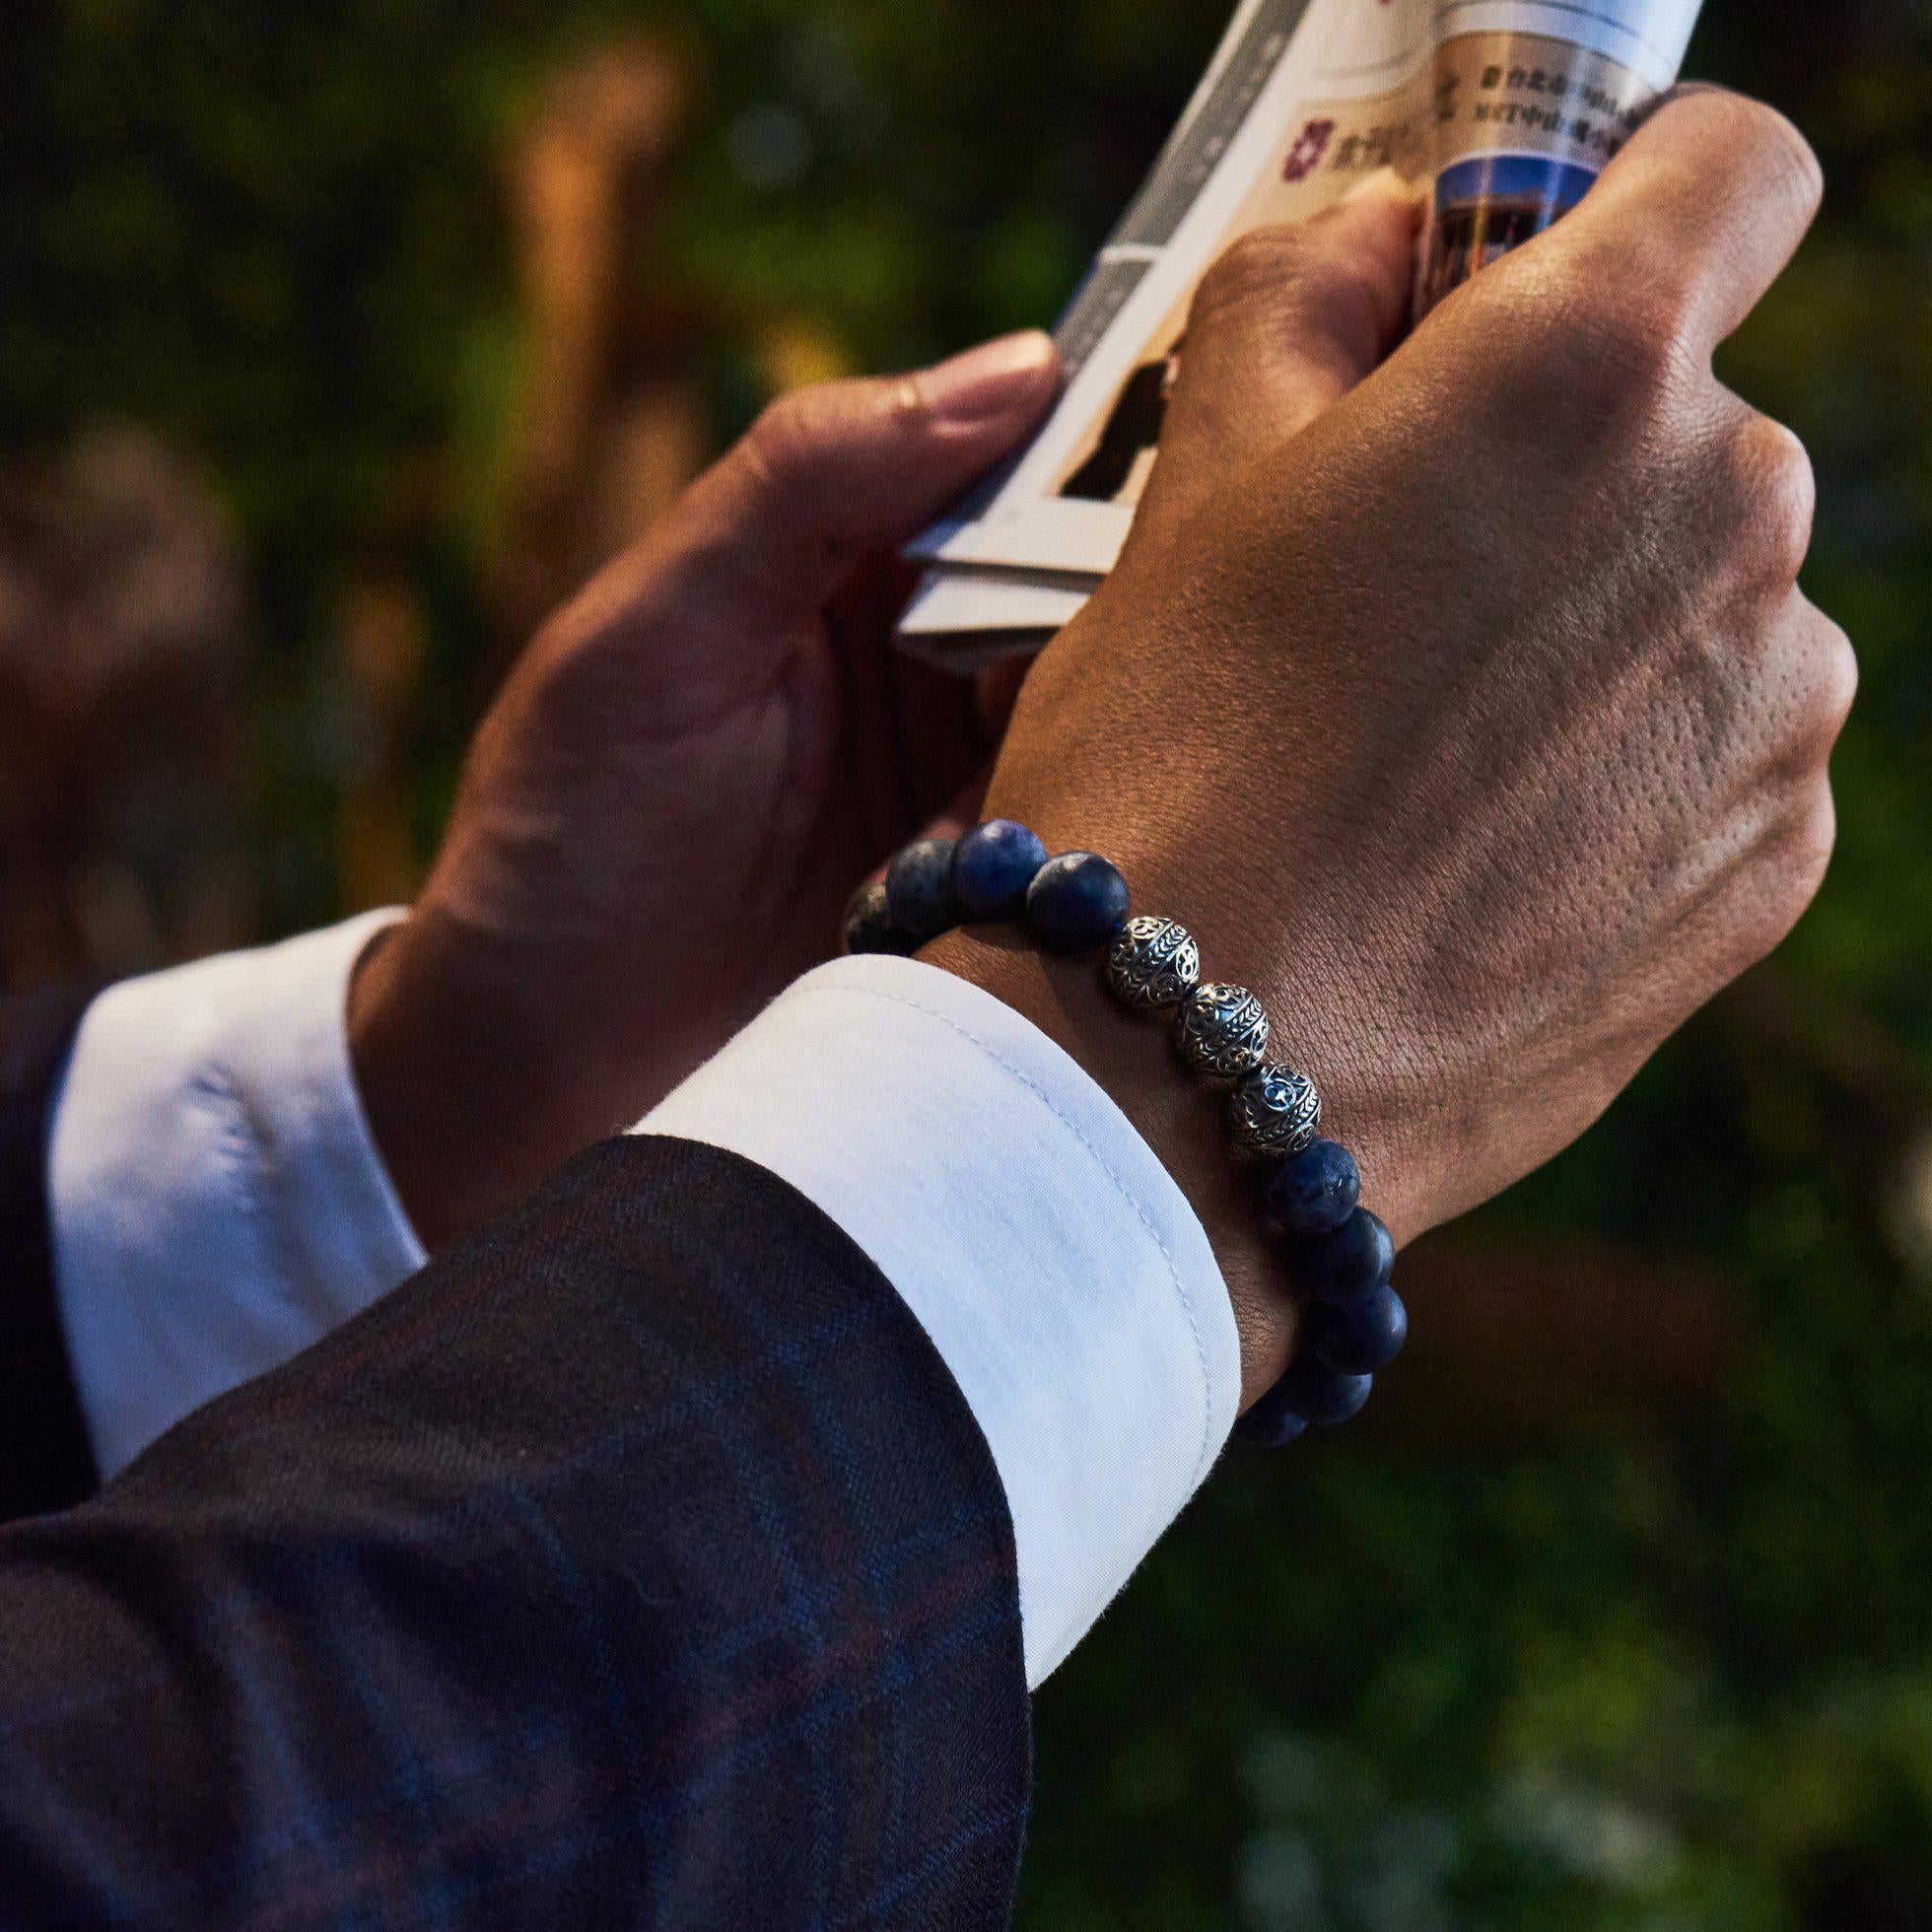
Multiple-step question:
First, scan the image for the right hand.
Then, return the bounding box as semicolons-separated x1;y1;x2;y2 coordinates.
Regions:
929;88;1854;1401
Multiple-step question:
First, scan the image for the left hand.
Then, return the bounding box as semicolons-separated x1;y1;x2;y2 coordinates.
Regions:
351;331;1060;1248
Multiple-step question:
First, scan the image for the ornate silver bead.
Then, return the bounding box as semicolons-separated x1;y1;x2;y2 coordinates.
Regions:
1106;916;1202;1013
1175;983;1270;1083
1225;1064;1323;1163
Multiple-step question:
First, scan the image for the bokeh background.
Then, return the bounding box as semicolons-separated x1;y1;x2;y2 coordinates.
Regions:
4;0;1930;1923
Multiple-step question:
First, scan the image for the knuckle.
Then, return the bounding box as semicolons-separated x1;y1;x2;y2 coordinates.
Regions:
1298;256;1387;364
1189;221;1391;394
741;377;905;494
1195;225;1311;319
1779;784;1839;914
1785;611;1859;757
1818;619;1861;734
1799;782;1839;884
1727;416;1818;584
1198;220;1381;318
1739;785;1836;961
740;390;823;490
1664;87;1824;225
1731;95;1826;226
1745;599;1856;783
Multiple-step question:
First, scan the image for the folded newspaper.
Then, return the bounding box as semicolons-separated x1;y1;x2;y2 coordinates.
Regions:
899;0;1704;666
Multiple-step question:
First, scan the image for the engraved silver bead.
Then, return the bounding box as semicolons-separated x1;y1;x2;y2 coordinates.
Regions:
1175;983;1270;1083
1105;915;1202;1013
1225;1064;1323;1164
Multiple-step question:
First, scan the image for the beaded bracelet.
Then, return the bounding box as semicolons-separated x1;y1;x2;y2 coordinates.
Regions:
844;822;1406;1449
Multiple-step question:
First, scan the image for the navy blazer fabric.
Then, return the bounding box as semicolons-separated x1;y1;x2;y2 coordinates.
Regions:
0;989;98;1523
0;1060;1031;1928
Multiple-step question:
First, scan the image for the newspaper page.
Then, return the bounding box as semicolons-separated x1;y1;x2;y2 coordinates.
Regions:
900;0;1703;666
1418;1;1701;311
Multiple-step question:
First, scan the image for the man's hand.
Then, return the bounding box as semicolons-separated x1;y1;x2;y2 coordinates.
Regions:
352;332;1060;1249
932;90;1853;1401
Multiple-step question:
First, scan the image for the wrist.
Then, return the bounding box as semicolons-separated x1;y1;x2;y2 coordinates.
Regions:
347;912;617;1252
919;927;1298;1403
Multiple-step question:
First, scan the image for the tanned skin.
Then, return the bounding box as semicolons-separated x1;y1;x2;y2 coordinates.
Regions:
356;89;1851;1410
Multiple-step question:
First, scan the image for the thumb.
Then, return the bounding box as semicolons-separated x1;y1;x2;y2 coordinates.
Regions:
1159;170;1420;479
673;331;1062;616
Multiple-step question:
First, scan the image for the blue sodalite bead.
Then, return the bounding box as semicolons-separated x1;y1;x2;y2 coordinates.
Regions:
1231;1378;1310;1449
885;837;963;943
1264;1138;1361;1237
1276;1352;1373;1428
1025;852;1131;954
843;879;918;957
1284;1207;1395;1305
1306;1284;1408;1376
952;819;1049;921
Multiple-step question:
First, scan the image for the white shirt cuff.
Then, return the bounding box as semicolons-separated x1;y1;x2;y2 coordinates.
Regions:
49;912;427;1479
641;954;1243;1688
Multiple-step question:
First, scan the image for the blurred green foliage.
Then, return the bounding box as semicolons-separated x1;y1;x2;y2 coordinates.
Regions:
4;0;1930;1921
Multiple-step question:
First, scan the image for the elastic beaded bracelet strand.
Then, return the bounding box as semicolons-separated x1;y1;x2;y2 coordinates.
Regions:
845;821;1408;1448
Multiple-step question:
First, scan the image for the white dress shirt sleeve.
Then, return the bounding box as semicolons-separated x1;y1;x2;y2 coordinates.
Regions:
642;955;1242;1687
48;912;427;1480
49;931;1242;1689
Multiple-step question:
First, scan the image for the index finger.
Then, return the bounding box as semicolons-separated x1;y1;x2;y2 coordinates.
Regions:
1546;84;1824;353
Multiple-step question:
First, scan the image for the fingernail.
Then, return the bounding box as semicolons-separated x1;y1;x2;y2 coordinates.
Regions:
1344;166;1419;206
920;330;1060;424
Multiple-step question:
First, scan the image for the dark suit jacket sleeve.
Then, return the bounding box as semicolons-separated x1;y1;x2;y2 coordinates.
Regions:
0;990;100;1524
0;1135;1031;1931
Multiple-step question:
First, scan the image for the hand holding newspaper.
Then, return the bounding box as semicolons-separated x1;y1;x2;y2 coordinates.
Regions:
899;0;1706;666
